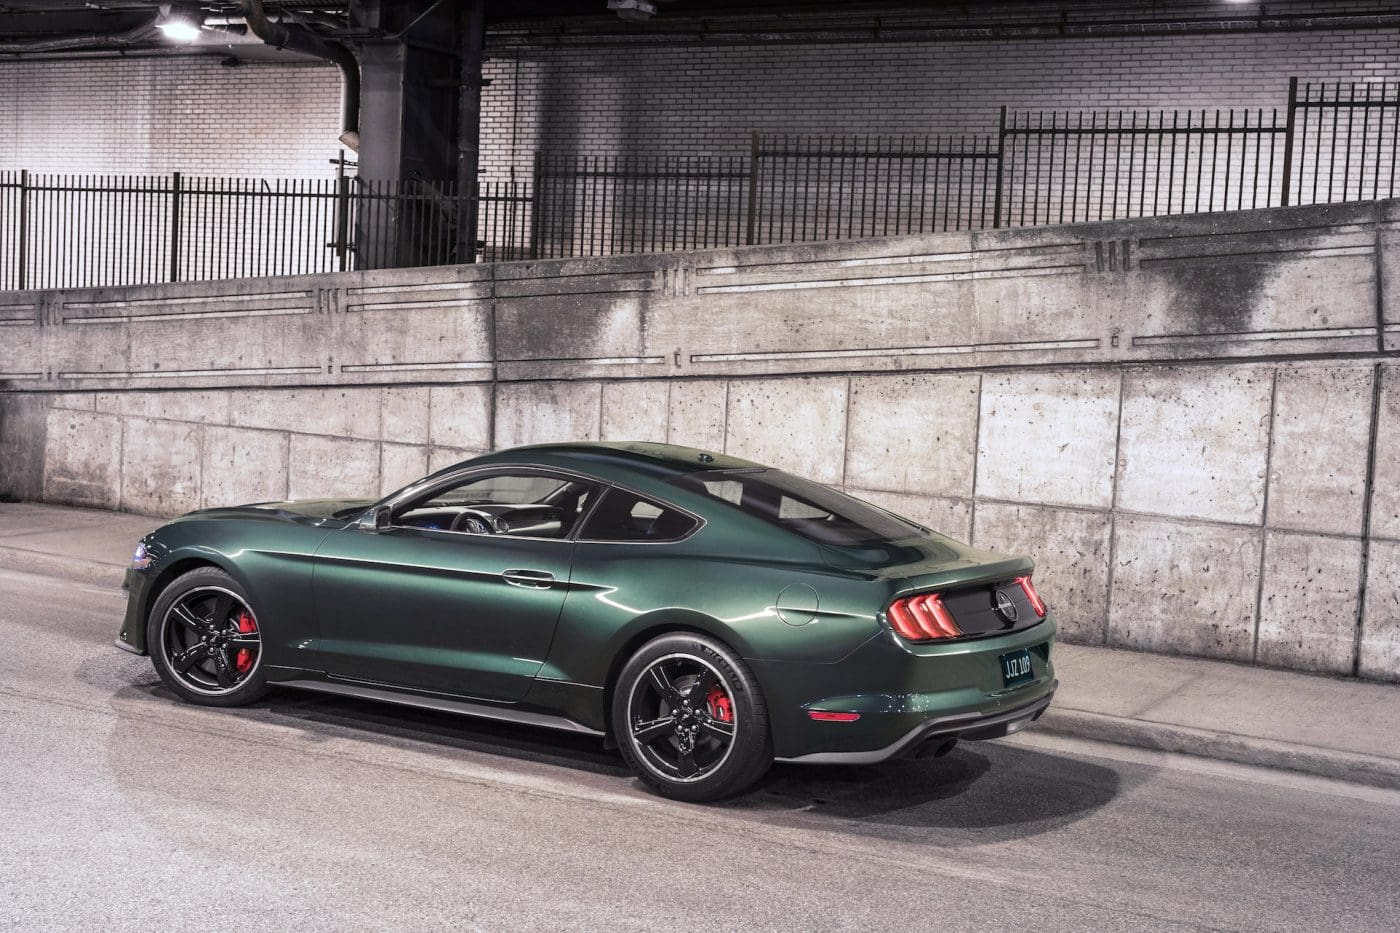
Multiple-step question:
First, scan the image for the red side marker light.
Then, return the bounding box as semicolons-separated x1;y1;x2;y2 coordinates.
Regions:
808;711;861;722
1015;575;1047;617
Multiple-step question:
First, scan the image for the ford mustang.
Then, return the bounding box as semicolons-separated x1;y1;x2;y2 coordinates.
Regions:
116;441;1058;801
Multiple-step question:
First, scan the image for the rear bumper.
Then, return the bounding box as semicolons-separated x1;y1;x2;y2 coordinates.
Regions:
776;685;1055;764
751;615;1058;762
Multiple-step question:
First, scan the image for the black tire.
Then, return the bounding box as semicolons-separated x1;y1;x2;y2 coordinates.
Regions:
147;566;271;707
612;632;772;802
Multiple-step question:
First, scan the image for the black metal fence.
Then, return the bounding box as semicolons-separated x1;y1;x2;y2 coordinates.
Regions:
0;172;528;290
531;154;748;259
2;78;1398;289
526;78;1398;257
999;107;1289;226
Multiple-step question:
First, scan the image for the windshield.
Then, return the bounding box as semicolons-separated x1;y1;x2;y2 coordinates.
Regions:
671;469;926;546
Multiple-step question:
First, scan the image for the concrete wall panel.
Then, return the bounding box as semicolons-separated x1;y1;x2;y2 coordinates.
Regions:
0;319;42;384
725;377;848;484
666;379;727;452
494;381;602;449
45;318;129;380
1359;540;1400;682
429;446;480;473
230;388;383;441
48;393;95;411
1370;365;1400;541
973;502;1112;643
287;435;381;500
496;293;647;364
1266;364;1374;537
969;254;1100;346
600;381;670;442
380;443;430;497
119;417;202;516
336;304;493;378
202;426;289;509
1256;531;1364;674
427;385;492;452
1117;368;1272;525
98;389;232;426
1108;516;1261;661
0;394;48;501
845;373;979;498
977;370;1120;509
41;409;121;509
381;387;431;446
125;311;324;376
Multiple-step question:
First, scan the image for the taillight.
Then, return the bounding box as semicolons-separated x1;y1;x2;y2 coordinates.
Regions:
1015;575;1047;617
887;592;962;642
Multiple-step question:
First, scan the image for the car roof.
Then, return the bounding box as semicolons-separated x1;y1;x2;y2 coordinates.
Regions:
466;441;765;480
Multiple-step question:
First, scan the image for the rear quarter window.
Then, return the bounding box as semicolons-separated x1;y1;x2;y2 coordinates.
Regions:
580;489;699;542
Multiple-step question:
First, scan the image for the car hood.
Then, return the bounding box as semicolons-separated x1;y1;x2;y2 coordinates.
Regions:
181;498;378;524
820;534;1034;591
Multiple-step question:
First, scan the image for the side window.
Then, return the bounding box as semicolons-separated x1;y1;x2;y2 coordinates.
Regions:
395;471;599;539
579;489;698;542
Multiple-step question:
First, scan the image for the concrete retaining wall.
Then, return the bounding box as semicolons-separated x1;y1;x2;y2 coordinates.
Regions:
2;201;1397;681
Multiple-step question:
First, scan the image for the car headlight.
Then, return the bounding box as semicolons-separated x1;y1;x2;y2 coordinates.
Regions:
130;541;154;570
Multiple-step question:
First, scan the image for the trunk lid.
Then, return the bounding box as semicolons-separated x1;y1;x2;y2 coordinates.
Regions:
822;534;1043;638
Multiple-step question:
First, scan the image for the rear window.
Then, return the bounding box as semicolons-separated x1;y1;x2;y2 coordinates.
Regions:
672;469;925;546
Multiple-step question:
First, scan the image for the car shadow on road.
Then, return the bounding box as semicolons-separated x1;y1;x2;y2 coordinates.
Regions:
111;676;1128;844
723;744;1131;844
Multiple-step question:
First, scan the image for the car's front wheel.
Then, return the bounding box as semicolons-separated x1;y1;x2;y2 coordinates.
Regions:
147;566;271;707
612;632;772;802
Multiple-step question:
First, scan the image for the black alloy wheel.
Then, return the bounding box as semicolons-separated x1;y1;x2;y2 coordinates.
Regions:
148;567;271;707
614;633;772;802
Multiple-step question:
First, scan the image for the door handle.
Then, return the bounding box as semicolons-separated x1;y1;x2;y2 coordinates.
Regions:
502;569;555;589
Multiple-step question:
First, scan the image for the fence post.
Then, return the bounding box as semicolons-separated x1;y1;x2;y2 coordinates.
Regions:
993;106;1007;229
17;169;28;291
529;152;543;260
1280;77;1298;207
745;131;761;245
168;171;183;283
334;158;351;272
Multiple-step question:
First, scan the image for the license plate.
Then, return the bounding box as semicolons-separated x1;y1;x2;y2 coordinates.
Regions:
999;648;1034;687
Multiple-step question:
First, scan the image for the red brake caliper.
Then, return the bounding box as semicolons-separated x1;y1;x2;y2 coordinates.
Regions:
705;686;733;724
234;610;257;673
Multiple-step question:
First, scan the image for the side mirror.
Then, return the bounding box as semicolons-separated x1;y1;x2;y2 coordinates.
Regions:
370;505;393;532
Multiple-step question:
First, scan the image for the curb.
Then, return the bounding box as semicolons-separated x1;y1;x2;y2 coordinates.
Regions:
0;545;126;590
1038;708;1400;791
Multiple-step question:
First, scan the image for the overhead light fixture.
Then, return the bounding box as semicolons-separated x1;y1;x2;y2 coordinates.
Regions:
608;0;657;23
156;4;203;42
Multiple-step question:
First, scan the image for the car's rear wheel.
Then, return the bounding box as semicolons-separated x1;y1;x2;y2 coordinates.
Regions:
147;567;270;707
613;632;772;802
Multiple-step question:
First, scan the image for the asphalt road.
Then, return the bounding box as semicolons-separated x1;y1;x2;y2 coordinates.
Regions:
3;565;1398;932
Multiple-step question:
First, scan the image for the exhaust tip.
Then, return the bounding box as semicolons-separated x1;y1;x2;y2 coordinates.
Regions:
912;737;958;760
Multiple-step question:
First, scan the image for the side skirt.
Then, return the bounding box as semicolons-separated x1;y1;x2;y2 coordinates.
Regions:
275;676;607;737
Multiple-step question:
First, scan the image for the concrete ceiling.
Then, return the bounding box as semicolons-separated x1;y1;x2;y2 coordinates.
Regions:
4;1;1400;60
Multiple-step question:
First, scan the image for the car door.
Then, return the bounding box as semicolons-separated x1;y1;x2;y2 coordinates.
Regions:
311;467;599;703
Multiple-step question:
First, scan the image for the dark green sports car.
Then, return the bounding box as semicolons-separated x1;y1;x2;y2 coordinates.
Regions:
116;441;1057;801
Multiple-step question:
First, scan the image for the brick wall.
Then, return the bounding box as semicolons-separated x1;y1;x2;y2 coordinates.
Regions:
480;28;1400;179
0;57;342;177
4;10;1400;186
